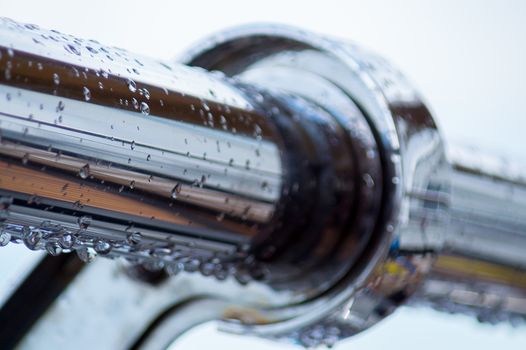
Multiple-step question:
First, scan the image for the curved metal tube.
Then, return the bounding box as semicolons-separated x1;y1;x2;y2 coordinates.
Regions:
0;17;525;348
132;298;228;350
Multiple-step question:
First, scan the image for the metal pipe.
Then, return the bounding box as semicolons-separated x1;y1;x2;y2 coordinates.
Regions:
412;146;526;324
0;17;525;348
0;18;371;302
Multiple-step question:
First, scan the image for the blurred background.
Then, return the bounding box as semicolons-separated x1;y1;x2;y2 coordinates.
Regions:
1;0;526;348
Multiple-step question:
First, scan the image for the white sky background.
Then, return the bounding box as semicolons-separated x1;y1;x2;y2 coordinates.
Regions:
1;0;526;349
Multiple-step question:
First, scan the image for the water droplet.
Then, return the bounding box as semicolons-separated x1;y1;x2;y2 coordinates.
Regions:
129;180;135;189
86;46;98;54
79;164;90;179
56;100;65;112
152;247;171;258
142;88;150;100
52;73;60;85
93;239;112;255
7;48;14;57
165;262;182;275
254;93;264;103
23;228;42;250
234;269;251;285
140;102;150;115
171;183;182;199
0;231;11;247
126;231;142;245
219;115;227;129
98;81;104;90
78;215;92;229
143;260;164;272
131;97;139;110
76;247;96;262
146;154;151;161
183;258;201;272
200;260;217;276
64;44;81;56
207;112;214;126
82;86;91;101
214;266;229;281
59;233;75;249
130;141;135;150
127;79;137;92
362;173;374;188
46;241;62;256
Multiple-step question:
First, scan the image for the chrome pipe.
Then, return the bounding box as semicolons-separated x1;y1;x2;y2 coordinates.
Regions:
411;146;526;324
0;18;373;302
0;17;525;348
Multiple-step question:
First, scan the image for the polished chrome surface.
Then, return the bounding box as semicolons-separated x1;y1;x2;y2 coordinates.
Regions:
411;146;526;325
0;17;285;290
181;24;447;347
0;17;374;304
0;17;525;349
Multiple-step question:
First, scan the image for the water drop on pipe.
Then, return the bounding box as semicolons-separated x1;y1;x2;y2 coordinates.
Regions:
56;100;65;112
82;86;91;101
127;79;137;92
46;242;62;256
79;164;90;179
77;247;96;262
94;240;112;255
126;231;142;245
140;102;150;116
52;73;60;85
171;183;182;199
0;231;11;247
59;233;75;249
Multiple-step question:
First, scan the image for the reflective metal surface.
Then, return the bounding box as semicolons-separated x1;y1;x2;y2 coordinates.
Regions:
0;18;370;304
412;146;526;325
0;17;525;349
